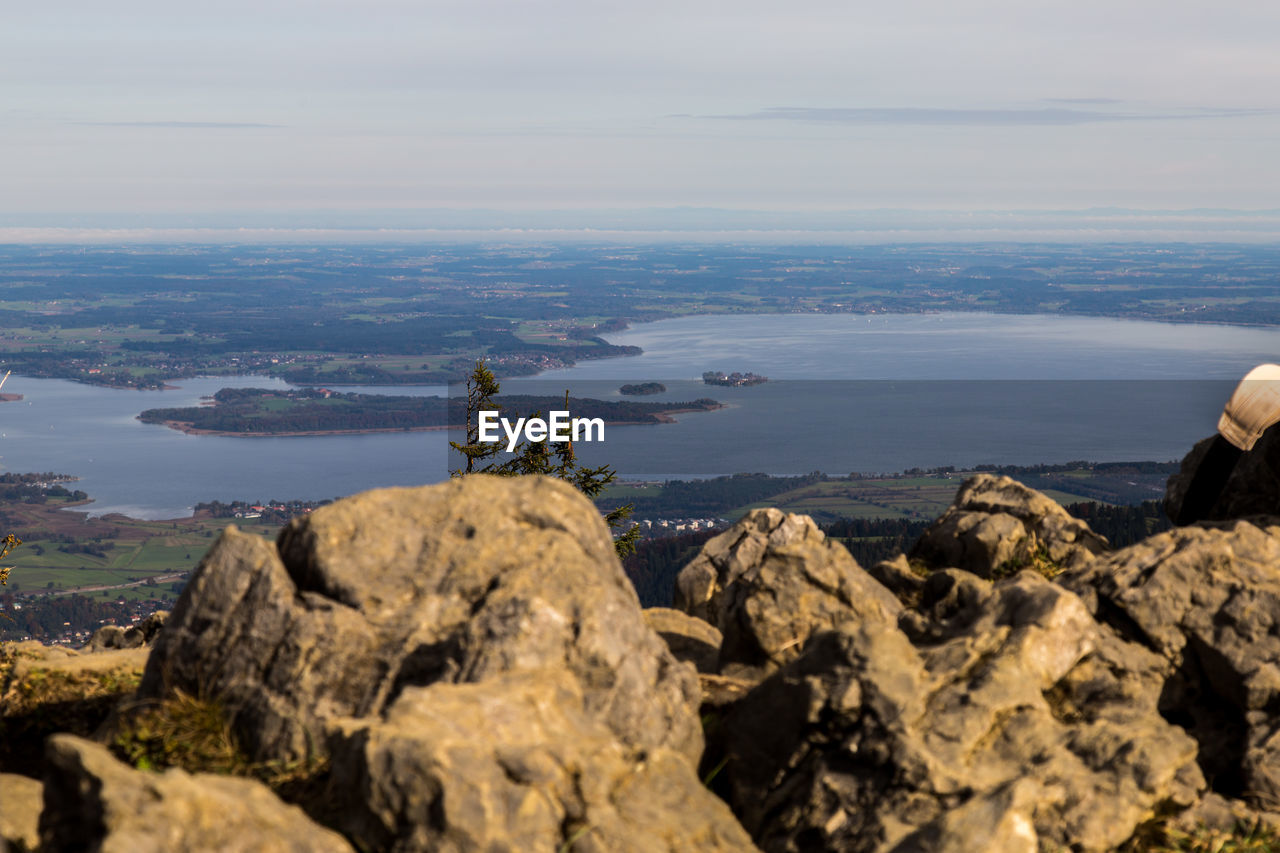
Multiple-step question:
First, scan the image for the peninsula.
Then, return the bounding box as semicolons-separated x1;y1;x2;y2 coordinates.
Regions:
137;387;721;436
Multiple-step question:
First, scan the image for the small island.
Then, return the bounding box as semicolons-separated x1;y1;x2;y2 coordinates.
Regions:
138;387;722;436
619;382;666;396
703;371;768;388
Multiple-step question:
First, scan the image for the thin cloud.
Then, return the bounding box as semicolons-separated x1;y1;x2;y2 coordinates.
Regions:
74;120;281;128
1043;97;1124;105
701;106;1269;126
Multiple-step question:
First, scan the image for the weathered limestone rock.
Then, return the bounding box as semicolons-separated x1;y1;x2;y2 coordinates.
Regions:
674;509;825;626
40;734;353;852
716;529;902;680
675;508;901;680
84;610;168;653
327;669;759;853
886;781;1040;853
0;773;41;851
1060;520;1280;806
910;474;1109;577
718;571;1203;853
140;476;702;765
644;607;722;674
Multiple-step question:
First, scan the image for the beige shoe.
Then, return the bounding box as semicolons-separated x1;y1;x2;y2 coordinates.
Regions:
1219;363;1280;450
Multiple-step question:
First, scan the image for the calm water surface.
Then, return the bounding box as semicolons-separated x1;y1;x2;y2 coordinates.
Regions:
0;312;1276;517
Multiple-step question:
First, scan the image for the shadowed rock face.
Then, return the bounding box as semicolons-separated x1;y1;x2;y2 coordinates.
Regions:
910;474;1110;578
41;735;354;852
140;475;703;766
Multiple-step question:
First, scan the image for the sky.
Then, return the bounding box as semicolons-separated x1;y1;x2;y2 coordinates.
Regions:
4;0;1280;235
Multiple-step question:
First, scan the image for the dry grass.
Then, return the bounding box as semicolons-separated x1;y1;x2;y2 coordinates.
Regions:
1121;818;1280;852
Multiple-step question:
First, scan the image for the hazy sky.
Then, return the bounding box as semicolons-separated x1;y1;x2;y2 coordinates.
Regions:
4;0;1280;224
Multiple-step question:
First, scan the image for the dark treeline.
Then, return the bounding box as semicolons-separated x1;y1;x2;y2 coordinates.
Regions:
624;530;718;608
823;517;933;567
599;472;826;518
1063;500;1172;547
0;480;88;505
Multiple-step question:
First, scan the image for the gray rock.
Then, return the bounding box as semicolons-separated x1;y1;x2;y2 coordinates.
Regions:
910;474;1109;578
1060;519;1280;807
84;611;168;653
644;607;722;674
674;509;825;627
140;476;702;766
715;523;902;680
40;734;353;853
326;669;759;853
674;508;901;681
718;571;1203;853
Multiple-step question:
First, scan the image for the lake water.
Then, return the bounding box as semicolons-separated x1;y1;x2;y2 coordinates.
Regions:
1;312;1276;518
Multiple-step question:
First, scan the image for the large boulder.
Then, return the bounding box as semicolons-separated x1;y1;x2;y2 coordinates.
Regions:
910;474;1109;578
326;669;759;853
675;509;901;680
139;476;703;766
717;571;1203;853
41;734;353;852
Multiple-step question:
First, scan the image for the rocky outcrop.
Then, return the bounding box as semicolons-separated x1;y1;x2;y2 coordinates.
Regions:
326;669;758;852
84;610;168;653
141;475;702;766
41;734;353;852
910;474;1109;578
1060;519;1280;807
675;508;901;680
13;469;1280;852
674;509;823;626
715;571;1203;853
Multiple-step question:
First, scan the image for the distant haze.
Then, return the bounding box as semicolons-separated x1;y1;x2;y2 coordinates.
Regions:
4;1;1280;231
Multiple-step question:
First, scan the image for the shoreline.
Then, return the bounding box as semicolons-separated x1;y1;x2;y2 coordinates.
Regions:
6;306;1279;393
